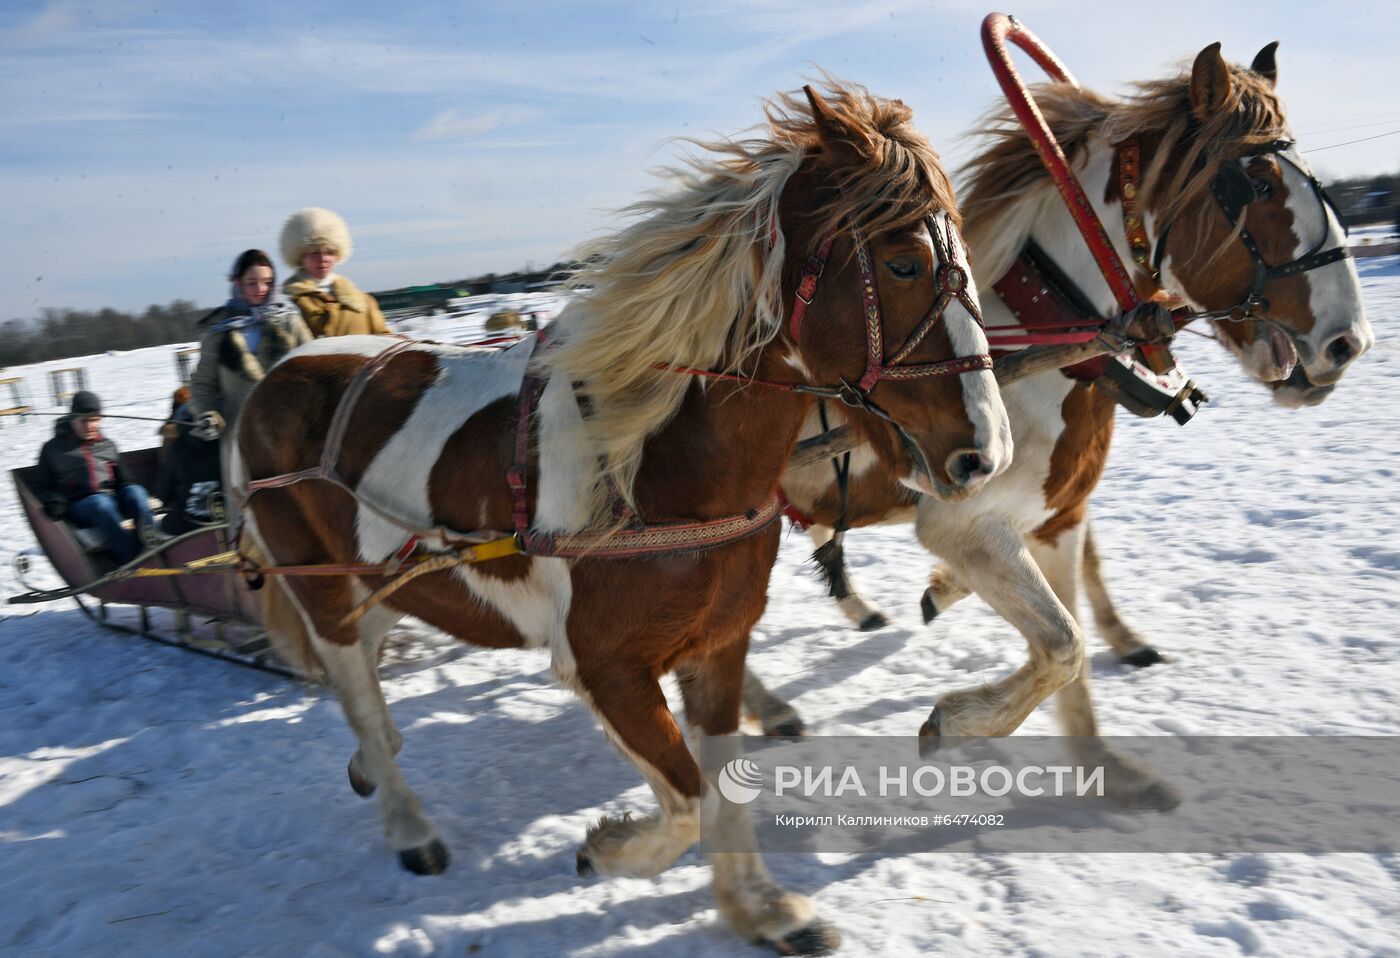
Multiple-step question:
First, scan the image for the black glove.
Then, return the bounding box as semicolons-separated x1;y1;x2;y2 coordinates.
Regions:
43;500;67;521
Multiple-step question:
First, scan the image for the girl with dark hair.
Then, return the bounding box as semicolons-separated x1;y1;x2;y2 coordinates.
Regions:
188;249;312;439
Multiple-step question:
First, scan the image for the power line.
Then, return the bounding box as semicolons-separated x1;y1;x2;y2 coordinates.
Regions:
1300;116;1400;136
1303;129;1400;154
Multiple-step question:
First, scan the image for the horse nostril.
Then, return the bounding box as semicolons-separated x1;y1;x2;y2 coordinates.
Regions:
1326;334;1357;367
945;450;988;486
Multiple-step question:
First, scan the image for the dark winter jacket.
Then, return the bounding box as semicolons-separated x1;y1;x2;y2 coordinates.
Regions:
154;423;223;535
33;418;129;518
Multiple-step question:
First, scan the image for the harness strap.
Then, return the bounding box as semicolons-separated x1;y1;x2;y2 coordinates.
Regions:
510;337;782;559
989;244;1112;381
789;232;836;341
1119;137;1153;272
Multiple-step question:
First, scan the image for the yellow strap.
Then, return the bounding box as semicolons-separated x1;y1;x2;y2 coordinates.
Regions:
339;536;523;627
462;536;523;563
127;550;242;577
122;538;519;583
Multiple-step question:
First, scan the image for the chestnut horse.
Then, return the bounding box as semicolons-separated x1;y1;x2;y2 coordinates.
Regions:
744;45;1371;793
233;83;1010;954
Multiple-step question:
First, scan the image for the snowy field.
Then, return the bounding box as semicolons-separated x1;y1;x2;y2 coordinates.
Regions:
2;267;1398;957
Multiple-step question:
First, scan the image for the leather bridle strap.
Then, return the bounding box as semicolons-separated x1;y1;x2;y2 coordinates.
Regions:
789;231;836;341
1149;139;1352;321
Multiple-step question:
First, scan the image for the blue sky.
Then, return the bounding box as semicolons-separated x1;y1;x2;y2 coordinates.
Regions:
2;0;1396;319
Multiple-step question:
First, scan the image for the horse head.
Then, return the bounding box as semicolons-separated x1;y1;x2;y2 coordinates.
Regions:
774;84;1012;499
1151;43;1372;403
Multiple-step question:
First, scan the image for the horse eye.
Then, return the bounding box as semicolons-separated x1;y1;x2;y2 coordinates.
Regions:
1252;178;1274;198
886;257;921;280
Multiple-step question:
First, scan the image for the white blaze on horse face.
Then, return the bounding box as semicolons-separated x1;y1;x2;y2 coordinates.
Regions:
919;214;1013;484
1276;147;1373;383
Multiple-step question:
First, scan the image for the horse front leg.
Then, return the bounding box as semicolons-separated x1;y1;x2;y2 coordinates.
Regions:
1082;520;1166;667
920;560;973;624
916;516;1083;741
681;639;841;956
279;575;443;873
569;653;709;880
1030;526;1180;811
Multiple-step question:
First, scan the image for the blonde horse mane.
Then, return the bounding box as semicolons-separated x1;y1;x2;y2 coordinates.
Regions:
959;57;1290;286
543;79;957;523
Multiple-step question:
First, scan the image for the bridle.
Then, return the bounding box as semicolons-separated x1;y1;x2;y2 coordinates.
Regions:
664;211;993;427
1148;139;1352;324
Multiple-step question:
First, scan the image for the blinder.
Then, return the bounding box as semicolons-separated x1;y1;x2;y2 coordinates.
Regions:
1153;139;1352;323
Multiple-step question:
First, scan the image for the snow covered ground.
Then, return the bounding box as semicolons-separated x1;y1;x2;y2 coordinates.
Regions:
1;269;1397;956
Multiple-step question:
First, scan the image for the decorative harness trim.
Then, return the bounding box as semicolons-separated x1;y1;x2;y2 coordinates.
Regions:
1119;137;1152;270
980;13;1210;423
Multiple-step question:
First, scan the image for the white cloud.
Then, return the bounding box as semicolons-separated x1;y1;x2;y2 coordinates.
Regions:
411;107;540;142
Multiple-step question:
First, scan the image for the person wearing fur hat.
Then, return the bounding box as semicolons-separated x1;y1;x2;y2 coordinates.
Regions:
188;249;313;442
279;206;390;337
32;391;155;562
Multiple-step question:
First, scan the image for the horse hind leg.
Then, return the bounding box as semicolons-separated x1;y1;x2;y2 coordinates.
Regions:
810;525;887;631
681;641;840;956
1082;521;1165;667
741;667;805;737
1035;528;1180;811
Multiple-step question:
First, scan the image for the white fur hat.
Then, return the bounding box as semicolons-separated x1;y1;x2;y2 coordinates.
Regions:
279;207;353;267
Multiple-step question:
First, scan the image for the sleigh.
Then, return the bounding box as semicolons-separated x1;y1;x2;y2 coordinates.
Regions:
9;446;290;674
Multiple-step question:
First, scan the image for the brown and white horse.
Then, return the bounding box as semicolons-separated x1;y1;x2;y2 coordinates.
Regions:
233;83;1009;954
745;45;1371;784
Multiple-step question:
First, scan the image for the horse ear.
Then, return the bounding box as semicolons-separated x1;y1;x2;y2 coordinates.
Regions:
1189;42;1232;121
1250;41;1279;86
804;84;872;168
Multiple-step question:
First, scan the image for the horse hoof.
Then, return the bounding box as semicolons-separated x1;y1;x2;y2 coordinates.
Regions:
398;838;450;876
766;919;842;956
1136;779;1183;812
1120;646;1165;668
767;718;806;738
920;590;938;624
858;612;888;632
348;763;376;798
576;849;595;878
917;708;941;757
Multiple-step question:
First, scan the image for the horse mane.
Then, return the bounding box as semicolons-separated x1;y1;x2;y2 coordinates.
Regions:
543;79;956;523
959;58;1290;286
